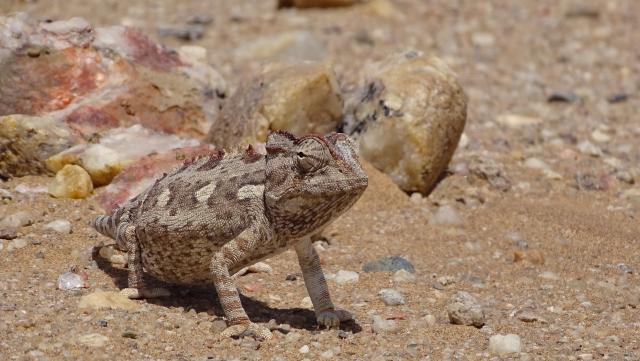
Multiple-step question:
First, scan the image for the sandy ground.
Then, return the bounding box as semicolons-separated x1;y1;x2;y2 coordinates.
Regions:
1;1;639;360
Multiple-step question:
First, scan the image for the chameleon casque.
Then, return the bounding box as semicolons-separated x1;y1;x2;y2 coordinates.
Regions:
92;131;368;340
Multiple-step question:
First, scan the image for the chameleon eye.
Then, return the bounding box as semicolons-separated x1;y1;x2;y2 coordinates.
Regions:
295;139;328;173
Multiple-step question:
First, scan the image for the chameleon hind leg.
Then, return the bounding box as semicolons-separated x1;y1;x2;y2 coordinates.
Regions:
117;223;170;299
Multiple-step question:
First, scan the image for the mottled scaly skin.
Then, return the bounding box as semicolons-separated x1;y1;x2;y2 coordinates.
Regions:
92;131;368;340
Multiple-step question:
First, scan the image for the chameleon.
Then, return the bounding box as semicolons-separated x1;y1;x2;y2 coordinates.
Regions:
91;131;368;340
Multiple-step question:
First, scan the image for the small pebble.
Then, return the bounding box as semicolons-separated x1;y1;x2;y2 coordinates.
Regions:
378;288;405;306
0;227;18;240
488;334;522;355
121;331;137;339
44;219;72;234
607;93;628;103
363;256;415;273
577;140;602;157
423;314;436;326
392;269;416;282
0;211;35;229
577;353;594;361
299;345;310;354
48;164;93;199
57;272;87;290
447;291;485;327
547;91;579;103
77;333;109;347
430;205;463;226
617;263;633;274
372;315;398;334
8;238;28;250
337;330;349;339
210;319;227;334
334;270;359;284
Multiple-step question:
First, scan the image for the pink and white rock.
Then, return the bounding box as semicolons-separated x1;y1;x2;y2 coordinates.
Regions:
0;13;226;179
95;144;216;213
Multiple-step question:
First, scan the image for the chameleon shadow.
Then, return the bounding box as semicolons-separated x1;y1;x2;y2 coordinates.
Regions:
92;248;362;334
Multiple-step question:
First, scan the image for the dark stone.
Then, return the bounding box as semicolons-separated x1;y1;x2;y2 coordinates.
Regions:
122;331;138;339
547;92;579;103
607;93;629;104
362;256;415;273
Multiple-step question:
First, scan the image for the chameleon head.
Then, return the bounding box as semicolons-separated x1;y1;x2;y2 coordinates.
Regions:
264;131;369;238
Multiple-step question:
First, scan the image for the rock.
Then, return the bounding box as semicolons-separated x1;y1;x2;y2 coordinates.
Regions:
234;262;273;278
496;114;542;128
471;32;495;47
77;333;109;347
7;238;28;251
278;0;362;8
233;31;325;63
46;125;201;186
515;310;545;323
468;157;511;191
0;228;17;240
622;188;640;205
341;50;467;194
300;296;313;309
210;319;227;334
0;211;35;229
447;291;485;327
577;140;603;157
429;205;463;227
378;288;405;306
334;270;359;284
96;145;215;212
299;345;310;354
206;62;342;150
607;93;628;104
547;92;579;103
392;269;416;282
78;291;139;311
615;170;634;184
0;14;225;179
372;315;398;334
539;271;559;280
617;263;634;274
44;219;72;234
591;129;611;143
575;172;610;191
523;157;550;171
363;256;415;273
488;334;522;355
57;271;88;290
157;24;205;41
577;354;594;361
48;164;93;199
423;314;436;326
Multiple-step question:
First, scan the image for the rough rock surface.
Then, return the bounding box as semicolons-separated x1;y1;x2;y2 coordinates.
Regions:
206;62;342;150
0;13;225;178
341;50;467;194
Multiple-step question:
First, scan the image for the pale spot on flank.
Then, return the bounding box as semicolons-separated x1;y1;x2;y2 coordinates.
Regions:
157;188;171;207
195;182;217;203
237;184;265;200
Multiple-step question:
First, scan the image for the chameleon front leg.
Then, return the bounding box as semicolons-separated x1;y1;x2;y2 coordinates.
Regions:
295;237;352;328
211;227;272;340
117;223;170;299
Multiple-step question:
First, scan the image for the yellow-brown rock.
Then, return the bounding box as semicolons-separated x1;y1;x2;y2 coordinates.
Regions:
48;164;93;199
342;51;467;194
206;62;343;150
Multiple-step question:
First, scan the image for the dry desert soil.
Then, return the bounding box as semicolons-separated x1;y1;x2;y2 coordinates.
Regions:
1;1;639;360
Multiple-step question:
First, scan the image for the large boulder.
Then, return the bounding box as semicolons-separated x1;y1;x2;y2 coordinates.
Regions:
341;51;467;194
